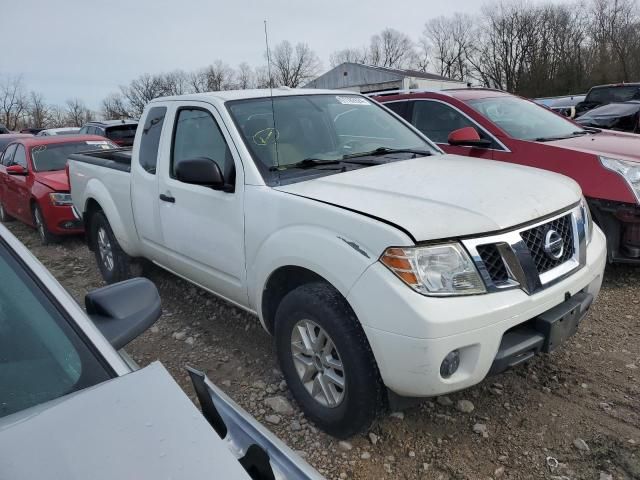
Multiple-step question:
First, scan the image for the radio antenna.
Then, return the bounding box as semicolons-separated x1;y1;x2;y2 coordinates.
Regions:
264;20;280;171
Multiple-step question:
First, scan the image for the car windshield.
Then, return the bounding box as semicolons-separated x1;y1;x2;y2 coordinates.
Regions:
0;239;112;419
467;96;585;141
587;86;640;104
227;94;437;179
31;140;115;172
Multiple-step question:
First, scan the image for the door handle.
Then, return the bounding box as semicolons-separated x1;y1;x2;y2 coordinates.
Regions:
159;193;175;203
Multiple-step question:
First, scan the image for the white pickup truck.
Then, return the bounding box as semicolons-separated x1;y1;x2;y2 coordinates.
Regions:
69;88;607;438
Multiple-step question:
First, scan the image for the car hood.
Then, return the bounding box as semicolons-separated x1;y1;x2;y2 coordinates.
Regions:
0;363;251;480
546;130;640;164
34;170;69;191
275;155;581;241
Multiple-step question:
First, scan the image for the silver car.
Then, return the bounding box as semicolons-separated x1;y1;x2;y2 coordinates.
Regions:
0;223;322;480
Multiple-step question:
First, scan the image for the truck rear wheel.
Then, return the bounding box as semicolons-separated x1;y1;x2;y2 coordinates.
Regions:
274;282;384;438
90;211;132;284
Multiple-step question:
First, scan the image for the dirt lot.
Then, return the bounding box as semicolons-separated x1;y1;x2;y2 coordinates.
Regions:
5;220;639;480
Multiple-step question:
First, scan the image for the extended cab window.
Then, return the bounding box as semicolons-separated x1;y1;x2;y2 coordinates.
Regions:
0;241;112;418
171;108;233;185
411;100;494;146
139;106;166;174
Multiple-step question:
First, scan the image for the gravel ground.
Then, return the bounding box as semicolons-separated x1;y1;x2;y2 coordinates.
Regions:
5;221;640;480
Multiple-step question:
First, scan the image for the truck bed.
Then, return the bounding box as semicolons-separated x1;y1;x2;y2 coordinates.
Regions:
69;148;133;173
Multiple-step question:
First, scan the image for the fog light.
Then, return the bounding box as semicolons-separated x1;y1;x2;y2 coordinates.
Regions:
440;350;460;378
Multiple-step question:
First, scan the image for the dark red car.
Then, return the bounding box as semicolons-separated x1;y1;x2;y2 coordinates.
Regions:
375;89;640;264
0;135;116;244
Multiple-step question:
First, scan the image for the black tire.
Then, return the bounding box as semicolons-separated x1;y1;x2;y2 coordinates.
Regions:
33;204;58;245
274;282;384;438
90;210;132;283
0;200;13;222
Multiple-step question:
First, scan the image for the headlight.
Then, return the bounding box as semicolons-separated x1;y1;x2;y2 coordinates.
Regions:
380;243;486;296
600;156;640;203
49;193;73;206
579;196;593;245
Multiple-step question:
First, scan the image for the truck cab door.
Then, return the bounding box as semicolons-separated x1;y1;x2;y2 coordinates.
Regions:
131;106;169;263
156;102;247;306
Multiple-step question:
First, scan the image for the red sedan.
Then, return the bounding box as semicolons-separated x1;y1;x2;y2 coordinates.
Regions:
376;89;640;264
0;135;115;244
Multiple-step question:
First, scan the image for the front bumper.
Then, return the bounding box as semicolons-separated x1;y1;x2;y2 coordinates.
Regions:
347;225;606;397
589;198;640;263
40;202;84;235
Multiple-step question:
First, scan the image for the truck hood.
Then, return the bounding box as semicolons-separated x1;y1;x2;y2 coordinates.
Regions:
34;170;70;192
0;363;251;480
546;129;640;164
275;155;581;241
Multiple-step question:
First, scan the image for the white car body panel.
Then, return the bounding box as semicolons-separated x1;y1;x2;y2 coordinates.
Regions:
0;363;251;480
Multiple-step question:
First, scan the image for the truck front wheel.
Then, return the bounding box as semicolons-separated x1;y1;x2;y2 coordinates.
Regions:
274;282;384;438
90;211;132;284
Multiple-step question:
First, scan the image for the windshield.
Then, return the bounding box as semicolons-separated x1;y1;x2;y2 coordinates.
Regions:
0;240;111;418
227;94;437;178
31;140;115;172
467;96;584;141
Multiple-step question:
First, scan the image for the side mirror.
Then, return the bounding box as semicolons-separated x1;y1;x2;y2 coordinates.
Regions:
6;165;27;175
448;127;492;148
176;157;225;189
85;277;162;350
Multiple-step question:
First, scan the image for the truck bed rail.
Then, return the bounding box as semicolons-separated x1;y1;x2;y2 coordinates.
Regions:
69;147;133;173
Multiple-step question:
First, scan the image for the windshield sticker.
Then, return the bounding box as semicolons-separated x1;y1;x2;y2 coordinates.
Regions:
336;96;370;106
252;127;279;146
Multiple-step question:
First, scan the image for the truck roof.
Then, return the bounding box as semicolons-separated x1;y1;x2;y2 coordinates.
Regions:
149;87;351;104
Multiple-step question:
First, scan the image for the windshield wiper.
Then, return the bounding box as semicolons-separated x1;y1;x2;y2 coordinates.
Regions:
535;131;590;142
342;147;433;160
269;158;343;171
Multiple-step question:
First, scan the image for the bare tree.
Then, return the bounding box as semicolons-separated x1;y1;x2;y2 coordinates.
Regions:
0;75;28;130
271;41;321;87
101;92;131;119
158;70;191;96
120;73;165;117
65;98;92;127
423;14;475;80
25;91;50;128
329;47;369;67
189;61;235;92
235;62;255;89
368;28;417;68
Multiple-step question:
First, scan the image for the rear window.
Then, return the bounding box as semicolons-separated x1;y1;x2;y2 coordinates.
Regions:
0;241;112;418
587;86;640;104
106;125;137;140
31;141;115;172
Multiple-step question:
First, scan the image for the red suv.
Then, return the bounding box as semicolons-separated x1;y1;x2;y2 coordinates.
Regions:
0;136;115;244
375;89;640;263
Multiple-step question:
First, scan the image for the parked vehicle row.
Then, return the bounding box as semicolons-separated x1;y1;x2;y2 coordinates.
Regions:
534;94;585;118
374;88;640;263
0;223;321;480
68;88;606;438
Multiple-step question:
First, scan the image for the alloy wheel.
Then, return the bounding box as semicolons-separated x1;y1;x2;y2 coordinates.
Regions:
97;227;114;272
34;208;46;242
290;319;346;408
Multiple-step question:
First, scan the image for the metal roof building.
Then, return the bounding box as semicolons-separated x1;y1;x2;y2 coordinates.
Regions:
305;63;468;93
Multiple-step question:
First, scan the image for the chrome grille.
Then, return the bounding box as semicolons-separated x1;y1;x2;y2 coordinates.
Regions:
520;214;574;274
462;206;586;295
476;244;509;284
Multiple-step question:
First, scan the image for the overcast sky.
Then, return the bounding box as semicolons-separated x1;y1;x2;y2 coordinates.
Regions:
4;0;553;109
